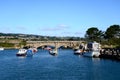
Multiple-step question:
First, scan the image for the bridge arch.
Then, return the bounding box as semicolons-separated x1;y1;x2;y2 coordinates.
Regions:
26;41;85;49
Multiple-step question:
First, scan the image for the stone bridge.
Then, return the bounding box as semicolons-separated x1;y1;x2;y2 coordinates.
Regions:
26;41;85;49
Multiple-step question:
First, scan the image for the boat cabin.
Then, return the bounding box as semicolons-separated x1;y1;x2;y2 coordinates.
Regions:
87;42;101;51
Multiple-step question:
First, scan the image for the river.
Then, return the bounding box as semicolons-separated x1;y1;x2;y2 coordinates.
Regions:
0;49;120;80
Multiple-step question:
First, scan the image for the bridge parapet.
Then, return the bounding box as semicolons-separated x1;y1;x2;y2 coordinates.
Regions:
27;41;83;43
26;41;85;49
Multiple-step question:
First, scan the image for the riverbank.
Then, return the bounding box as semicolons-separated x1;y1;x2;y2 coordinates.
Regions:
100;48;120;61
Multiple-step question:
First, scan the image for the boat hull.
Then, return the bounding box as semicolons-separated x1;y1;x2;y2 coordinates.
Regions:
83;51;100;57
49;50;58;56
74;49;84;55
16;53;27;57
0;48;4;51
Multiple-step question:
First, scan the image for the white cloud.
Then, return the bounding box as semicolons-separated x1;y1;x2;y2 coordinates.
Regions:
41;27;60;31
40;24;70;32
15;26;27;30
60;32;84;37
74;32;84;37
0;26;13;33
57;24;69;29
62;32;73;34
74;32;82;35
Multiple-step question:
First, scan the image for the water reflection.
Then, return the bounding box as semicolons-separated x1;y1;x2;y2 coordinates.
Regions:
92;58;100;62
17;55;34;59
17;56;26;59
49;53;58;57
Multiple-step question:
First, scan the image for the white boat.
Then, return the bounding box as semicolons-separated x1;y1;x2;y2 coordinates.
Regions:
0;47;4;51
83;41;101;57
74;44;85;55
49;49;58;55
16;49;27;56
74;49;84;55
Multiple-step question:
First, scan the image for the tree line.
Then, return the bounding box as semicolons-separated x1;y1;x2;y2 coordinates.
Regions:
85;24;120;48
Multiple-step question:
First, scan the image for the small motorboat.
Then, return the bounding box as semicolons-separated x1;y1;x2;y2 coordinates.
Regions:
32;48;38;53
74;43;85;55
44;46;52;50
16;49;27;56
0;47;4;51
74;49;84;55
49;49;58;56
27;48;37;56
83;41;101;57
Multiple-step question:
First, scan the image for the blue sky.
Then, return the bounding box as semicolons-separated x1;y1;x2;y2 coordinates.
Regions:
0;0;120;37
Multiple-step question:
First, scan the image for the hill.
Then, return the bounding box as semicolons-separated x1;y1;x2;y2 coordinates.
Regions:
0;32;83;41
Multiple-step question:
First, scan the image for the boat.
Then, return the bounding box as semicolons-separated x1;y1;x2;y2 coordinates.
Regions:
74;49;84;55
74;44;85;55
31;47;38;53
26;47;37;56
44;46;52;50
0;47;4;51
49;49;58;56
16;49;27;56
34;48;38;53
83;41;101;57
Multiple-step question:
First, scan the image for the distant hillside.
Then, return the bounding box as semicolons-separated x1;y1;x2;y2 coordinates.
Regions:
0;32;40;37
0;32;83;41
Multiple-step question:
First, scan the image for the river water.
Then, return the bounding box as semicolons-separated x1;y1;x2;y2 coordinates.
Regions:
0;49;120;80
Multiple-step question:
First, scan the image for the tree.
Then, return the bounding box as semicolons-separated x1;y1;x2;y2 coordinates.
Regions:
105;25;120;39
104;25;120;46
85;27;103;42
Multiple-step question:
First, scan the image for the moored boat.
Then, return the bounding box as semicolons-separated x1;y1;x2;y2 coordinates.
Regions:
16;49;27;56
83;41;101;57
27;47;38;56
29;47;37;53
74;49;84;55
74;44;85;55
44;46;52;50
0;47;4;51
49;49;58;56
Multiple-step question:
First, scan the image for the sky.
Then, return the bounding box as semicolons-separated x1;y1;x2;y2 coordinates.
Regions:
0;0;120;37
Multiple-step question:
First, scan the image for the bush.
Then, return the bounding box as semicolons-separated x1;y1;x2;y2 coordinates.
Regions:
0;43;15;47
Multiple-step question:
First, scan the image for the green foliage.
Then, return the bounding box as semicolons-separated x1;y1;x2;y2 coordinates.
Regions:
104;25;120;47
114;38;120;48
0;43;14;47
105;25;120;39
85;24;120;48
85;27;103;42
